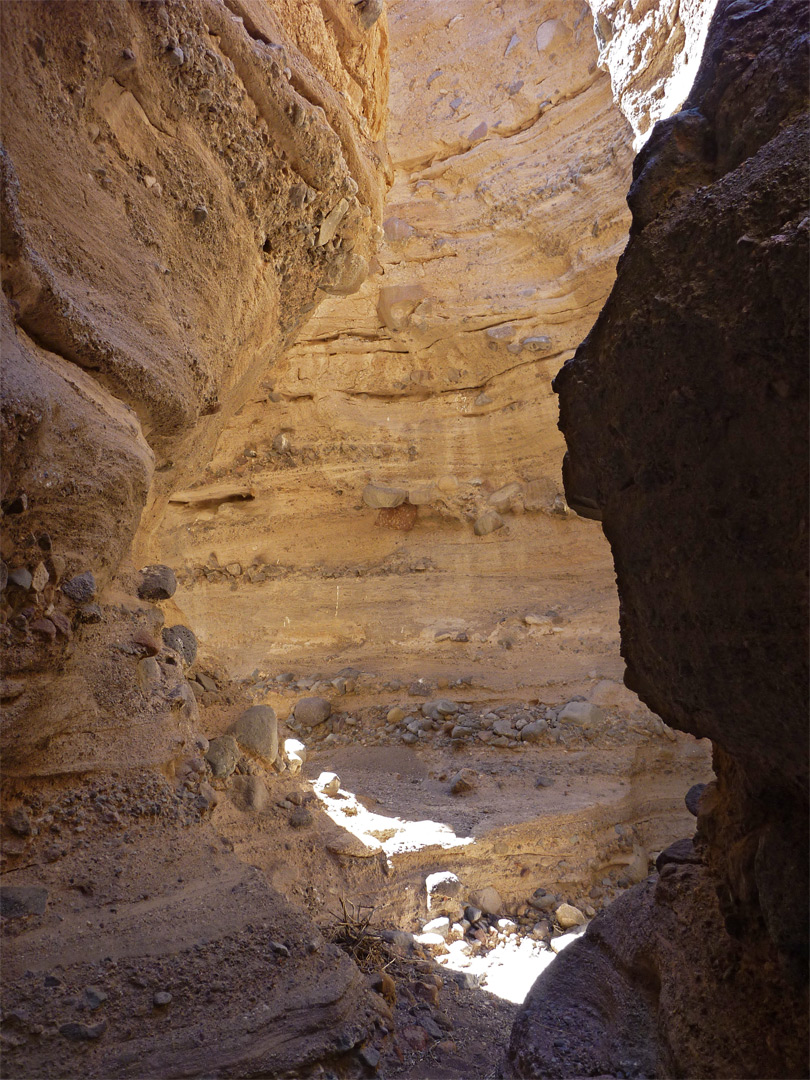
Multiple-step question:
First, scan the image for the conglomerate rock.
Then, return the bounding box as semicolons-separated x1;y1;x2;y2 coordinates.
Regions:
0;2;389;1075
509;1;809;1075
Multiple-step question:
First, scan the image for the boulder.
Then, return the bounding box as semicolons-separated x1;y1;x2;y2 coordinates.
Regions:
555;902;586;929
162;625;197;665
294;696;332;728
473;511;505;536
229;705;278;764
316;771;341;796
469;886;503;917
205;735;240;779
230;775;269;813
449;768;476;794
557;701;605;729
61;571;95;603
137;564;177;601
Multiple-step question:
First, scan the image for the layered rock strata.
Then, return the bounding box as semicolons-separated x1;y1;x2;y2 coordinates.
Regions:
1;1;389;1073
510;0;809;1075
145;0;640;689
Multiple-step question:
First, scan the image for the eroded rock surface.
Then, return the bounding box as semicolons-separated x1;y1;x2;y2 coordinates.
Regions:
1;1;389;1074
146;0;640;693
511;0;809;1075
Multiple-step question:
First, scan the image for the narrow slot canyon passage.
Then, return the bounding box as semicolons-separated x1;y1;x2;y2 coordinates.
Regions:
1;2;807;1079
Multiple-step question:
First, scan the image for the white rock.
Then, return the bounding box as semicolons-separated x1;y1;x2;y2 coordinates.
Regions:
422;917;451;939
414;932;447;951
316;771;341;796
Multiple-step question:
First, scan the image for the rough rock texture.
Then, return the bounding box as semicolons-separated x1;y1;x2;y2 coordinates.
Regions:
0;0;386;774
588;0;718;149
1;2;389;1074
510;1;809;1075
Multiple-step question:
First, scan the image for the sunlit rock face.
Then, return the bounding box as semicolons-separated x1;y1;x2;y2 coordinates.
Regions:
148;0;641;688
1;0;387;773
510;0;809;1075
588;0;718;149
0;6;388;1073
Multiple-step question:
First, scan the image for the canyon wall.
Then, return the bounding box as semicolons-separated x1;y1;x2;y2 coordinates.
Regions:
1;2;393;1074
510;0;809;1075
143;0;638;700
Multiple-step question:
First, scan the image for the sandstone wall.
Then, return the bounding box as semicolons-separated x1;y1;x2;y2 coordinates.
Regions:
0;4;390;1074
145;0;638;695
1;0;387;773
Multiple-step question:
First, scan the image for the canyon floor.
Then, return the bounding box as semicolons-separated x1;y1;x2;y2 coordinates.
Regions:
1;622;712;1078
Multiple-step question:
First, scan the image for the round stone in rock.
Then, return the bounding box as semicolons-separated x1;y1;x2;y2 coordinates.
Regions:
229;705;278;764
449;769;476;794
555;902;586;929
685;782;707;816
426;871;462;903
78;602;103;623
387;706;407;724
520;720;548;743
137;564;176;601
289;806;313;828
293;696;331;728
153;991;172;1006
557;701;604;728
61;571;96;603
362;482;407;509
162;624;197;665
205;735;240;779
473;511;505;536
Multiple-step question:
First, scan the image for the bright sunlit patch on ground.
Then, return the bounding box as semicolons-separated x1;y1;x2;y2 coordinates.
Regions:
434;923;586;1004
311;772;590;1005
311;779;474;856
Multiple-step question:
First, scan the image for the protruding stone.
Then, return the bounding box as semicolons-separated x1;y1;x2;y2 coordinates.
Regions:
162;624;197;664
555;902;586;929
473;511;505;536
557;700;605;729
229;705;278;764
137;564;176;601
205;735;240;779
61;571;96;603
293;696;332;728
449;768;476;794
31;561;49;592
315;771;341;796
362;483;407;509
685;783;706;816
8;567;33;590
